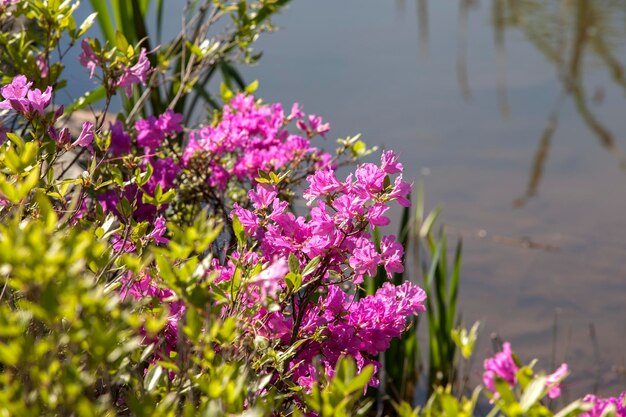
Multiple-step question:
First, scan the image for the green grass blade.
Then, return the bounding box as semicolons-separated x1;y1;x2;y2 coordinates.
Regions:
220;62;247;91
416;180;424;224
447;238;462;332
88;0;115;43
109;0;123;34
156;0;164;43
419;205;442;239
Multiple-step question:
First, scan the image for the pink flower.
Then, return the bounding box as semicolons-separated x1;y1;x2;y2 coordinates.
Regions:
0;75;50;116
144;158;180;196
380;235;404;277
26;86;52;116
581;392;626;417
120;272;185;355
349;238;381;282
249;184;278;210
367;203;390;226
297;114;330;137
116;48;150;96
157;109;183;133
483;342;518;396
108;120;131;155
545;363;568;399
135;116;164;151
288;103;304;120
354;163;385;197
112;234;136;253
388;175;412;207
251;257;289;300
147;216;168;245
381;150;403;174
79;39;100;78
73;121;94;151
182;94;332;188
303;169;343;202
232;203;259;235
0;0;19;8
0;75;31;103
48;126;71;144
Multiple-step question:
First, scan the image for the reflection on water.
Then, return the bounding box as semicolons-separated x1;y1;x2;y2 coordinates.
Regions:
503;1;626;206
407;0;626;396
445;0;626;206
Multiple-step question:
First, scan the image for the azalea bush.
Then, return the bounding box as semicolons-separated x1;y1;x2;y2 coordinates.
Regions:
0;1;625;416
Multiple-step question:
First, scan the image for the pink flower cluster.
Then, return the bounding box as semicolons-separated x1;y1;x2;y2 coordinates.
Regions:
98;110;182;222
80;39;151;96
233;150;411;283
218;150;419;387
121;272;184;354
211;252;425;389
483;341;567;400
134;109;183;151
287;282;426;388
0;75;94;149
581;392;626;417
183;94;332;191
0;75;51;117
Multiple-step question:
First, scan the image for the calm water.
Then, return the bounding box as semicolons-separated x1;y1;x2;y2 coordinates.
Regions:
239;0;626;398
72;0;626;398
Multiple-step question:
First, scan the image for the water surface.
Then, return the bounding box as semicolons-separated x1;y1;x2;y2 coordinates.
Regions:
240;0;626;398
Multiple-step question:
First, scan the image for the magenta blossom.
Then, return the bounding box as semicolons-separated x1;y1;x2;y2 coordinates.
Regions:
0;75;51;116
79;39;100;78
117;48;151;96
483;342;519;395
483;342;568;401
109;120;131;155
26;86;52;116
545;363;568;399
182;94;332;189
381;150;403;174
135;110;182;151
0;0;19;8
581;392;626;417
73;121;94;151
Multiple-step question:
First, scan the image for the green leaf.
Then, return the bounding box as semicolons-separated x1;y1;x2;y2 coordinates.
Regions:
554;400;593;417
143;364;164;392
220;83;233;102
245;79;259;94
302;256;321;277
345;364;374;394
78;12;98;37
118;197;133;219
65;86;107;114
5;133;24;152
284;272;302;292
115;30;129;52
520;376;547;412
288;253;300;274
232;215;245;247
